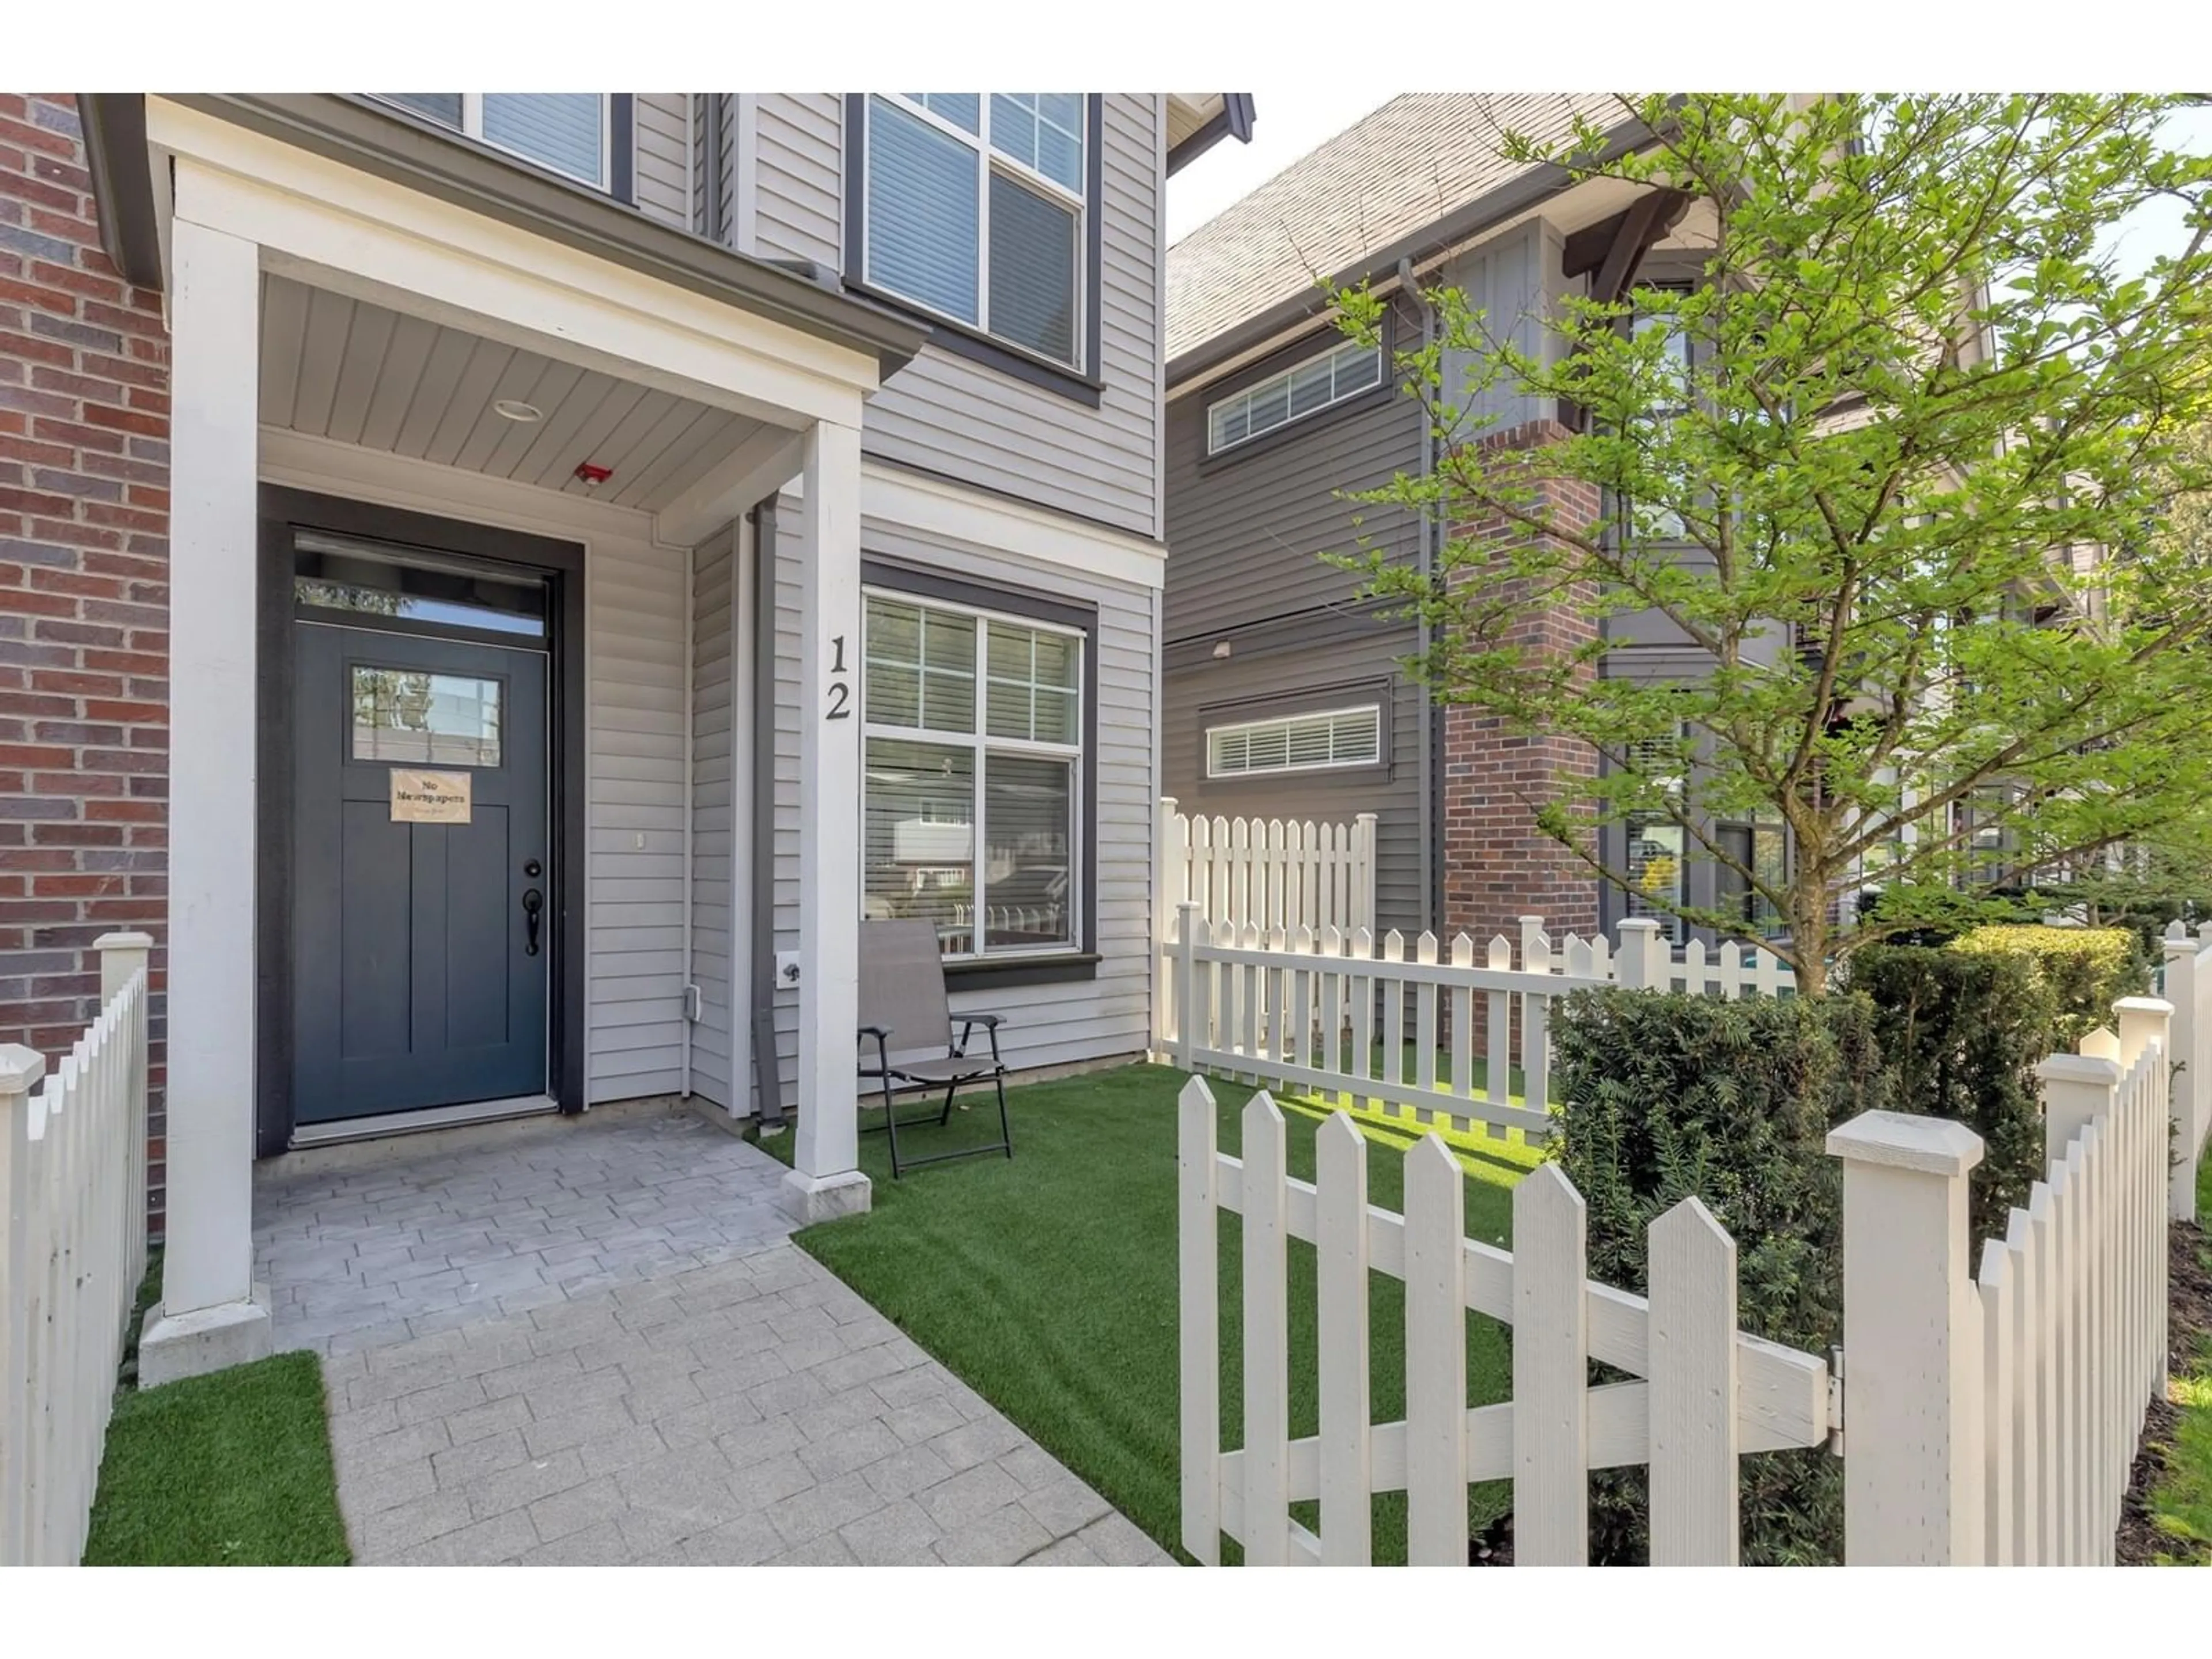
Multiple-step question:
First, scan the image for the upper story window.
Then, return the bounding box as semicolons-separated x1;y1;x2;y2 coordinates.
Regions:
374;94;611;192
858;94;1089;370
1206;704;1381;779
1206;337;1383;456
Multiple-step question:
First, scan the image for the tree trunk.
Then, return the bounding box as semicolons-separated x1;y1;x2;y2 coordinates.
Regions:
1790;884;1831;998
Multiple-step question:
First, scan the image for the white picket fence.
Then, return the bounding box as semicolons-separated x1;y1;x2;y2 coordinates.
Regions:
1156;800;1377;1047
1179;990;2183;1566
0;932;153;1566
1178;1077;1831;1565
1940;1002;2173;1565
1164;906;1792;1141
2160;921;2212;1221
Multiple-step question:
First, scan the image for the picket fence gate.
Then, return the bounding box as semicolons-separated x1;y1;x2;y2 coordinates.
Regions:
2160;921;2212;1222
1165;905;1792;1142
1179;990;2183;1566
0;933;153;1567
1177;1077;1832;1565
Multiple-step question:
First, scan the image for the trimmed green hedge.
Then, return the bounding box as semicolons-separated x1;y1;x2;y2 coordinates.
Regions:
1844;944;2053;1239
1948;924;2144;1049
1550;988;1884;1566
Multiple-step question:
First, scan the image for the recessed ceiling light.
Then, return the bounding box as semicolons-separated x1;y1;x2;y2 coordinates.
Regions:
493;399;544;423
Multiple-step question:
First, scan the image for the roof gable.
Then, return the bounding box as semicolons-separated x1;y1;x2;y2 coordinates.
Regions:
1166;93;1628;363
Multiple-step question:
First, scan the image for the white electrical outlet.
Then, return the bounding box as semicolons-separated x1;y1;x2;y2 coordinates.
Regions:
775;950;801;988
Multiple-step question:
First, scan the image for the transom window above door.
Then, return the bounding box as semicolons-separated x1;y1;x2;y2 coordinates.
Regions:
857;94;1090;370
371;94;612;191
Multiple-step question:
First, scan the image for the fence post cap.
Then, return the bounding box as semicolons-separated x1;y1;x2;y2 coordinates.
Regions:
2035;1051;2125;1088
2113;995;2175;1018
1616;918;1661;935
1176;899;1202;916
2163;930;2198;959
93;930;154;951
0;1042;47;1095
1826;1109;1985;1177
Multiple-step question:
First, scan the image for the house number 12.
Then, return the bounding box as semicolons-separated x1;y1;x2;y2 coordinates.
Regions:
825;634;851;721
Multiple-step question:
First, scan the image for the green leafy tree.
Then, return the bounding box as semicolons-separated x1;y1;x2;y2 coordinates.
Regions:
1334;94;2212;993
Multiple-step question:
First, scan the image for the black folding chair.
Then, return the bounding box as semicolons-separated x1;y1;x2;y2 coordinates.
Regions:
857;919;1014;1178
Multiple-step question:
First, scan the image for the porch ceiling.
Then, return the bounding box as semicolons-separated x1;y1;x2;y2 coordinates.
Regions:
257;274;773;515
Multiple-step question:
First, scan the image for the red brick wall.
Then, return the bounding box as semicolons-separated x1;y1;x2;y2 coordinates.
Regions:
1439;421;1601;957
0;93;172;1230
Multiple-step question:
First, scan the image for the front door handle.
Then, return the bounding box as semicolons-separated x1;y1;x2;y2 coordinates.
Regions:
522;888;543;957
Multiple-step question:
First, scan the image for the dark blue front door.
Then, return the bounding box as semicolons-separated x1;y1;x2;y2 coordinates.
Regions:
293;624;550;1124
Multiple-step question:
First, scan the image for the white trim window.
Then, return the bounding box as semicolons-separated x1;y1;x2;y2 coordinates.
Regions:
373;94;611;191
860;94;1086;368
1206;704;1381;779
1206;336;1384;455
862;590;1084;960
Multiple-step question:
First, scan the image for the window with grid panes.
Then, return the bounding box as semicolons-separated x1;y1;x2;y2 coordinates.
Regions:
859;94;1088;368
862;592;1082;958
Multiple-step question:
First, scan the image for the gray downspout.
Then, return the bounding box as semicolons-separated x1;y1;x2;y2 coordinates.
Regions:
749;502;788;1134
1399;257;1439;937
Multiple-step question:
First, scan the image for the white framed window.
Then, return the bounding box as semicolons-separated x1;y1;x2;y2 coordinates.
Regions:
1205;704;1382;779
373;94;611;191
862;590;1084;960
859;94;1088;368
1206;337;1384;456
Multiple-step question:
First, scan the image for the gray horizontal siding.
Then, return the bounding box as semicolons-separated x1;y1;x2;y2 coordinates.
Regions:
751;94;843;267
764;490;1156;1089
587;536;689;1102
632;95;691;230
689;530;736;1109
1163;295;1424;643
745;93;1164;539
1163;619;1429;938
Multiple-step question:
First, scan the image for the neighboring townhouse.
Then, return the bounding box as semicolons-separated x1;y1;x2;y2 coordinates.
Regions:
0;92;1249;1381
1163;93;1774;954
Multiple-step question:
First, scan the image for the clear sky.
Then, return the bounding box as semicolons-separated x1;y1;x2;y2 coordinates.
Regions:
1166;96;2212;276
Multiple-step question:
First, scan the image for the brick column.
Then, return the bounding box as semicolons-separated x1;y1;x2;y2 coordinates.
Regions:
1438;420;1601;956
0;94;172;1232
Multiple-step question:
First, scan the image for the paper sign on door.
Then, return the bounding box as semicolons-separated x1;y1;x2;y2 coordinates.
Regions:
390;768;472;824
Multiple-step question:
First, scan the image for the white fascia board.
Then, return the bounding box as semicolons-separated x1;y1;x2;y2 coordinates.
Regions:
148;99;876;434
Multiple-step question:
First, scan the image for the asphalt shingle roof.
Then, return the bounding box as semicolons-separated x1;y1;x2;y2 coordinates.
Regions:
1166;93;1631;364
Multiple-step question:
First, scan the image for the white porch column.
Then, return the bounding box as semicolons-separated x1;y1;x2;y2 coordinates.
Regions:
138;214;272;1384
780;418;870;1224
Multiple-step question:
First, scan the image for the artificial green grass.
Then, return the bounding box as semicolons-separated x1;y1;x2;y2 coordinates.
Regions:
82;1255;351;1566
764;1063;1543;1564
2143;1155;2212;1565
